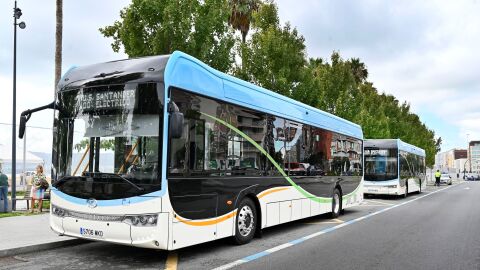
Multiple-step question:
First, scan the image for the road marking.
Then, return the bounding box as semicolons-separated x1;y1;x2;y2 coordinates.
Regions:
364;199;394;206
211;183;461;270
354;204;387;207
165;252;178;270
304;218;344;225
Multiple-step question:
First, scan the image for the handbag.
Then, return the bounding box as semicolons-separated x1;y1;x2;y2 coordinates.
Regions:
40;178;49;190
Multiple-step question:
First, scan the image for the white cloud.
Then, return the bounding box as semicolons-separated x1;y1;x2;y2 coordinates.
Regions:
276;0;480;149
0;0;130;154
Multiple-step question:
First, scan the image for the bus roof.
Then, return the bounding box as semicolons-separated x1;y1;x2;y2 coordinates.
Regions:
164;51;363;139
59;51;363;139
364;139;425;157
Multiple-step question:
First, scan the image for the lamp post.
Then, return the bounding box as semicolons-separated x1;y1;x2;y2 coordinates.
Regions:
12;0;26;211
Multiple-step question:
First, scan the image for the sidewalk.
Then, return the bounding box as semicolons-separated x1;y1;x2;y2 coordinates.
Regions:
0;213;85;257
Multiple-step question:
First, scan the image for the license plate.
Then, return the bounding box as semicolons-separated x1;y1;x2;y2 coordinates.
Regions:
80;227;104;238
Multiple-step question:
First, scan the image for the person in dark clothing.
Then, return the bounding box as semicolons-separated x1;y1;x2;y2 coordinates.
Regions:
0;167;9;212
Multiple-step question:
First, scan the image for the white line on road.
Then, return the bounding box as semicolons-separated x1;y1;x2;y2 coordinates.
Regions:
364;199;394;206
212;183;462;270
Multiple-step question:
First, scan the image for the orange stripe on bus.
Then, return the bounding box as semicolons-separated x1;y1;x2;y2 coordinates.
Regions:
257;187;289;199
175;210;237;226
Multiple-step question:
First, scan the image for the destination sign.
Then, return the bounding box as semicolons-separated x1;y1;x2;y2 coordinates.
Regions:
364;149;389;156
77;88;136;111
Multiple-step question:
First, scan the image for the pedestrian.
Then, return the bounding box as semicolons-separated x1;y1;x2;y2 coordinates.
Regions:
30;164;48;213
435;169;441;187
0;167;9;213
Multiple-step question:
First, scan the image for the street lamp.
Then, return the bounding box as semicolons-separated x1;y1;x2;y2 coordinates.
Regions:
12;0;26;211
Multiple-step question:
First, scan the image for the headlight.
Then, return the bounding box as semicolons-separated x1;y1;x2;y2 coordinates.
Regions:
123;214;158;227
52;205;66;217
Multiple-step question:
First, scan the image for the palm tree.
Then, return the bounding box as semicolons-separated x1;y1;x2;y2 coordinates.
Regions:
349;58;368;84
228;0;260;43
54;0;63;88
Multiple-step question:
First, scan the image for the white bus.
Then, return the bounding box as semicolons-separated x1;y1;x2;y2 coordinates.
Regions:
364;139;426;197
19;51;363;250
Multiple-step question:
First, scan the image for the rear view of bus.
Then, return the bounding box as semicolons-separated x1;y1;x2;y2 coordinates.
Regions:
364;139;426;197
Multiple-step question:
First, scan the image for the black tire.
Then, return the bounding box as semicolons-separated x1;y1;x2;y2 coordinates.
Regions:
233;197;257;245
331;188;342;218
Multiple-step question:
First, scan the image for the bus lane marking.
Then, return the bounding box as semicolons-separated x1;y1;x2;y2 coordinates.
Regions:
304;218;344;225
165;252;178;270
212;183;462;270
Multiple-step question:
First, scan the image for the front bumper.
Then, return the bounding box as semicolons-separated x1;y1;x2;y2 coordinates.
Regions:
50;212;170;249
364;185;403;195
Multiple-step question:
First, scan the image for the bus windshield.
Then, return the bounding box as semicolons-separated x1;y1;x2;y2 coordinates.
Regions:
52;83;163;199
364;148;398;181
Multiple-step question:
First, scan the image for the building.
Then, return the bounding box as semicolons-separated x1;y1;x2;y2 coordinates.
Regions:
454;158;468;174
434;148;468;172
468;141;480;174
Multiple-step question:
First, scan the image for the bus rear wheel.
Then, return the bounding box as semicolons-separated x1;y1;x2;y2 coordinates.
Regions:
233;197;257;245
331;189;342;218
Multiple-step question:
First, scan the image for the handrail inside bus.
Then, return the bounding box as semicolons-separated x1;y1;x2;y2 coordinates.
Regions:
117;140;140;174
72;144;90;176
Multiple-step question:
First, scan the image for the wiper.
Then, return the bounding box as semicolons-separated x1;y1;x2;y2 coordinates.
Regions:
90;172;144;192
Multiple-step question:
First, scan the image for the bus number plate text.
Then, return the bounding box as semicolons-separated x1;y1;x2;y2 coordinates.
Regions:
80;227;104;238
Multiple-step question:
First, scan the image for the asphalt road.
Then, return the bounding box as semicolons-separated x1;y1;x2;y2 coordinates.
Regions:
1;181;477;270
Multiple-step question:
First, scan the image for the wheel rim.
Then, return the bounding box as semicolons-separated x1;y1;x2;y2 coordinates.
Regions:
333;193;340;214
238;205;254;237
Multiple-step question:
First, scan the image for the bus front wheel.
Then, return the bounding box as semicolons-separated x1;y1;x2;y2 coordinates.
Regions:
233;197;257;245
331;189;342;218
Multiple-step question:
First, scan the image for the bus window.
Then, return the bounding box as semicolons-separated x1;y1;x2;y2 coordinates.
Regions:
266;116;286;176
226;106;267;176
168;88;228;177
364;148;398;181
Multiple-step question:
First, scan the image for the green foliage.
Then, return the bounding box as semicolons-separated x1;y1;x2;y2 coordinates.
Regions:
99;0;235;72
228;0;261;42
235;2;306;97
74;139;115;152
101;0;441;167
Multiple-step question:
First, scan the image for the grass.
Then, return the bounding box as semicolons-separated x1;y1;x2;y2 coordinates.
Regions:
0;211;38;218
0;200;51;219
8;191;26;197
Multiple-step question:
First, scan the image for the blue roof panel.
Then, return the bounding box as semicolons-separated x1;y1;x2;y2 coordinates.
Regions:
365;139;425;157
164;51;363;139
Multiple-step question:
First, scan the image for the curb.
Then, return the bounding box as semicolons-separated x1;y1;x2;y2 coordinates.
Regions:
0;239;88;258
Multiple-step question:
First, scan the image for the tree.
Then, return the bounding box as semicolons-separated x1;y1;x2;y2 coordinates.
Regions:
99;0;235;72
348;58;368;85
228;0;261;43
54;0;63;88
236;2;306;97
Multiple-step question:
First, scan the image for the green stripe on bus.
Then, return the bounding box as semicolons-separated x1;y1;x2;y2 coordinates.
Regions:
199;112;361;203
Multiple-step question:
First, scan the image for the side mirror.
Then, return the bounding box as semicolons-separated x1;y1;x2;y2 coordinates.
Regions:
169;111;184;139
19;115;27;139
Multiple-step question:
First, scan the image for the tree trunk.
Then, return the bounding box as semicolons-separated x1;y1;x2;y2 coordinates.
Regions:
54;0;63;90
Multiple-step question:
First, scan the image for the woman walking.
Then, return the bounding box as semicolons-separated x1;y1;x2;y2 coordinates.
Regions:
31;165;48;213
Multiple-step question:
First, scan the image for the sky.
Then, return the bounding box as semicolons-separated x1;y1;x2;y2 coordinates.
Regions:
0;0;479;157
